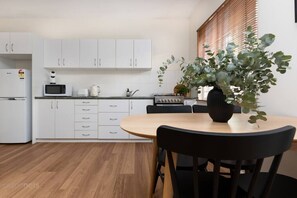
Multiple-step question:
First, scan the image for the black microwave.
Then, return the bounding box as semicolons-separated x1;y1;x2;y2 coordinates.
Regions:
43;84;72;96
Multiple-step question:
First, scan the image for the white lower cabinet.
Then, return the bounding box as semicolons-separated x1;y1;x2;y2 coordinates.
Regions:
74;100;98;139
98;100;130;139
36;99;74;139
129;99;153;139
36;98;153;141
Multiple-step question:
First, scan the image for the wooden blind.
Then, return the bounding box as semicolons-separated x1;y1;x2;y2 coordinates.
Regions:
197;0;257;57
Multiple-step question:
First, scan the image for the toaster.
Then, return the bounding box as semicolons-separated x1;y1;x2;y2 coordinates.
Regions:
77;89;89;97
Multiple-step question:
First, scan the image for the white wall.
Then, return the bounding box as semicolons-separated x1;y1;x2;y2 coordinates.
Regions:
0;18;189;96
257;0;297;117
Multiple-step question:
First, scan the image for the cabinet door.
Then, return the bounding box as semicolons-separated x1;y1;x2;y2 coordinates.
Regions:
79;39;98;68
62;40;79;67
36;100;55;138
129;99;153;115
98;39;116;68
0;32;10;54
55;100;74;138
116;39;133;68
133;40;151;69
129;99;153;139
9;32;32;54
44;39;61;67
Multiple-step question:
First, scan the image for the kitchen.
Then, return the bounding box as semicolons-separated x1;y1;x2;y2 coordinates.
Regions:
0;0;297;197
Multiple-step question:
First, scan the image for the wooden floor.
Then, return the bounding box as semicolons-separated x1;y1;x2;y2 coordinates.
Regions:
0;143;163;198
1;142;296;198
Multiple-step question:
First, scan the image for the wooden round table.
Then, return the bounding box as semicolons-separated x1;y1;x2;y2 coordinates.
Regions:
120;113;297;198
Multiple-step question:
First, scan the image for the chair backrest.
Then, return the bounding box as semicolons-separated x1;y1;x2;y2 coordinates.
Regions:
192;104;209;113
157;125;295;198
146;105;192;114
192;104;241;113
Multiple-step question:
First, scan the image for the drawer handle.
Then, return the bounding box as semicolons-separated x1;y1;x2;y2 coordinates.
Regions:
82;134;90;136
82;109;91;111
109;105;117;107
109;132;118;134
109;118;118;121
82;117;90;120
82;126;90;128
82;102;90;104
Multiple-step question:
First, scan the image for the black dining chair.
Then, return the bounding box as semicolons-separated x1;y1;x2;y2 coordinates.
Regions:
192;104;241;113
146;105;208;192
157;125;295;198
239;150;297;198
193;104;253;175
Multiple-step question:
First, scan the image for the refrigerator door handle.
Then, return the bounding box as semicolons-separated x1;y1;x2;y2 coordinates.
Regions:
13;98;26;100
0;98;25;100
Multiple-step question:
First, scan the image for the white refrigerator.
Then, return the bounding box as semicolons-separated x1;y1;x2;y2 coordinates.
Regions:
0;69;31;143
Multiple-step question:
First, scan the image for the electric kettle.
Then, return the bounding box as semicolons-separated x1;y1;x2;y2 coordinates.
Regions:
90;85;100;96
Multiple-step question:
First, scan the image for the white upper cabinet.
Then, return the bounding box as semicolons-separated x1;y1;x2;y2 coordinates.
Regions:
0;32;32;54
116;39;134;68
79;39;116;68
80;39;97;68
44;39;79;68
134;39;151;69
116;39;151;69
98;39;116;68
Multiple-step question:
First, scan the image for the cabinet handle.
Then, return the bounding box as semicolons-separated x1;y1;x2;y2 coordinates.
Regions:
82;125;90;128
63;58;65;66
99;58;101;66
109;131;118;134
5;43;8;52
130;58;132;66
82;134;90;136
82;101;90;104
11;43;14;52
58;58;60;66
109;105;117;107
109;118;118;121
56;101;59;109
134;58;137;67
130;101;133;110
51;101;53;109
94;58;97;66
82;108;90;111
82;117;90;120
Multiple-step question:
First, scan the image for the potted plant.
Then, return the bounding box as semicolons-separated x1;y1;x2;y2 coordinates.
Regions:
173;84;190;96
158;27;292;123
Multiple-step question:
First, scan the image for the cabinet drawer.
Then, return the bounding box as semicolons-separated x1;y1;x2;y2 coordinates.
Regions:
75;122;97;131
98;126;129;139
75;131;98;139
98;100;129;112
75;100;98;106
75;114;97;122
98;113;128;125
75;106;97;114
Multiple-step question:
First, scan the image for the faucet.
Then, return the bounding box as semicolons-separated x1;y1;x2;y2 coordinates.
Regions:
126;89;139;97
131;89;139;97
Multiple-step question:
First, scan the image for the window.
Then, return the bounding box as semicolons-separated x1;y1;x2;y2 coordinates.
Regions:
197;0;257;100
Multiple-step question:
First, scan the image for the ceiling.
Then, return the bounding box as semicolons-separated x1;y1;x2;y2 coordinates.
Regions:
0;0;200;19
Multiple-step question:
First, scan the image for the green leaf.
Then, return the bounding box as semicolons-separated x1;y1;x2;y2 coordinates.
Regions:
259;34;275;48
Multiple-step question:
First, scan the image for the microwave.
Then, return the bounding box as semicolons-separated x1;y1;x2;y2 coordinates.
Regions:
44;84;72;96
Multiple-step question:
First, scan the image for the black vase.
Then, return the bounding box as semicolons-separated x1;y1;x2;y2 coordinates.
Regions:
207;87;234;122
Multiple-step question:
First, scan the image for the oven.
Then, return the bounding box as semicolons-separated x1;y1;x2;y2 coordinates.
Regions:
154;95;184;106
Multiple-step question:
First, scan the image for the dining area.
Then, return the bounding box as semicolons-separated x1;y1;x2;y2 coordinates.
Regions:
120;105;297;198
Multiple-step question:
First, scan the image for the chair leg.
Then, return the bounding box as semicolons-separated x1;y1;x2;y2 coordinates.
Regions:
153;163;163;192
